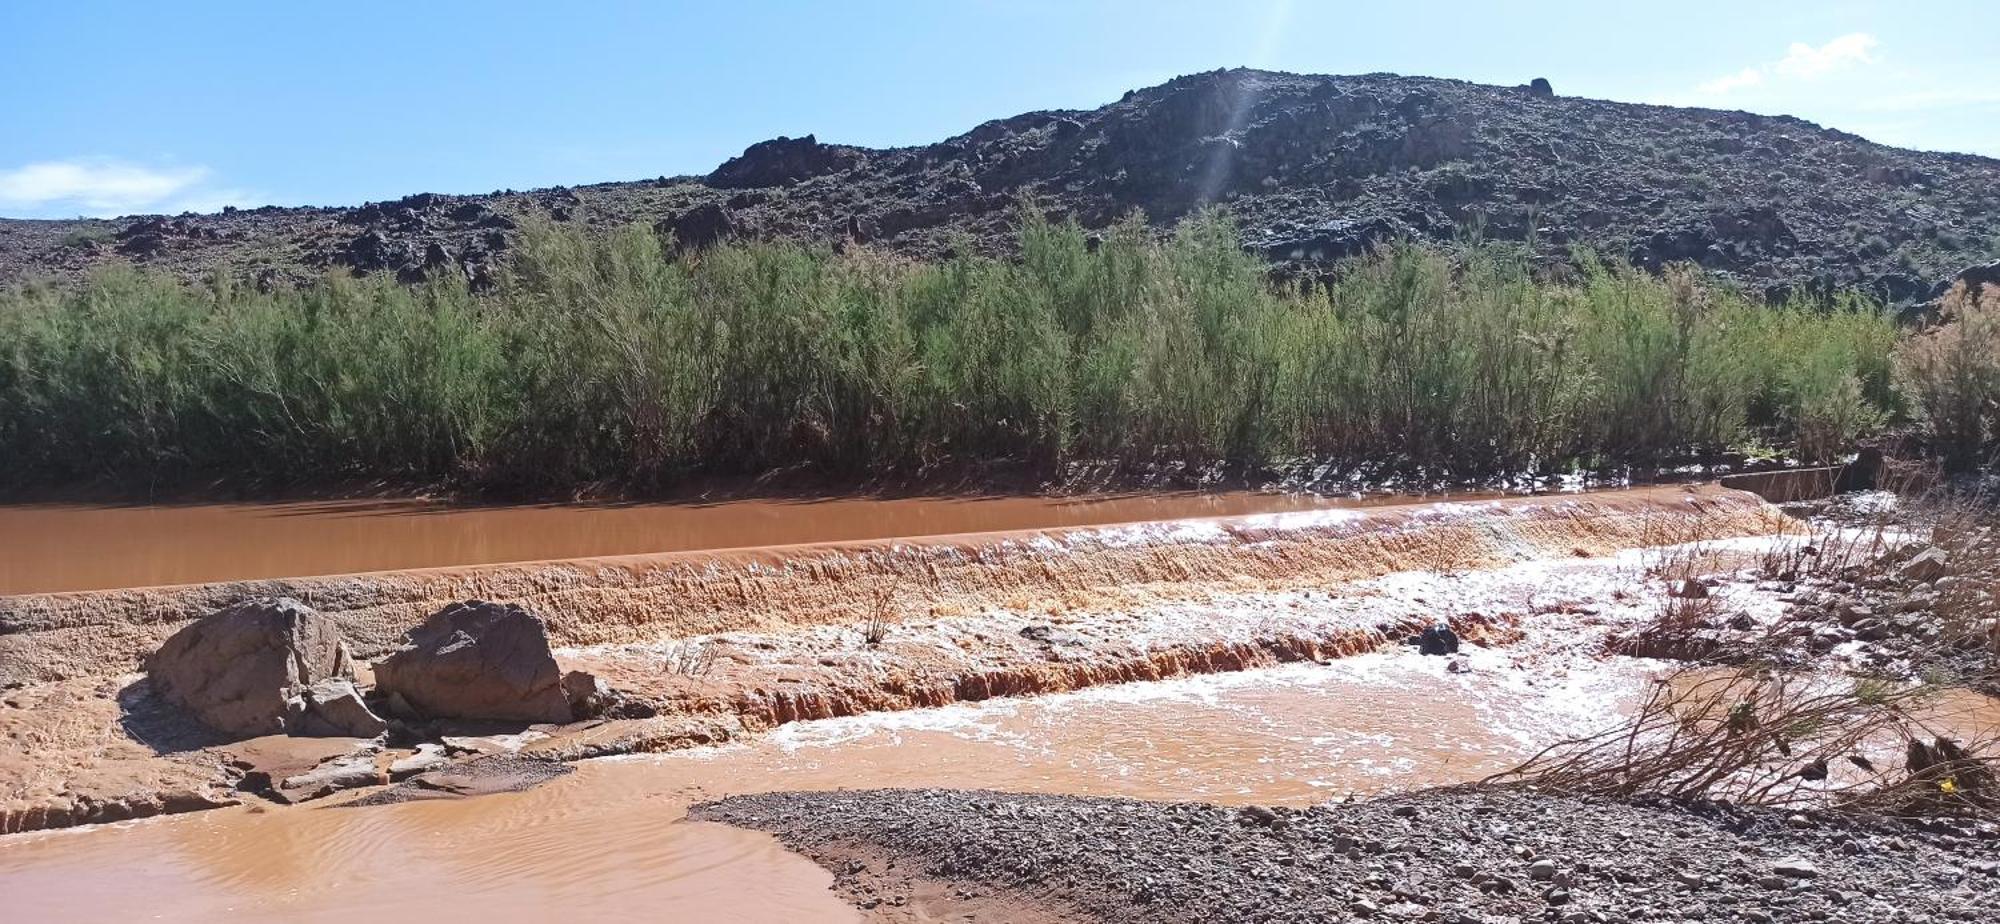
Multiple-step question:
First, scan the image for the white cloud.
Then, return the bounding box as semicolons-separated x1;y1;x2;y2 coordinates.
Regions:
1681;33;1880;100
0;159;257;218
1773;33;1878;79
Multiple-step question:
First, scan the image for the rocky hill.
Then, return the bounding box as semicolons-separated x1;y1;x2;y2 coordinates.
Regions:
5;68;1999;304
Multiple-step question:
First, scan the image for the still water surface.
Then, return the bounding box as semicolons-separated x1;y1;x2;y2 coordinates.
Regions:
0;491;1480;594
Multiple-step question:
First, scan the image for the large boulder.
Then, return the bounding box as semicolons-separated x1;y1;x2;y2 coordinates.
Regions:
372;601;573;724
654;202;737;251
146;597;357;739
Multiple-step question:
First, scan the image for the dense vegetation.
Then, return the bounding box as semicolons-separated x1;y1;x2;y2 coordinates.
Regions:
0;211;1928;495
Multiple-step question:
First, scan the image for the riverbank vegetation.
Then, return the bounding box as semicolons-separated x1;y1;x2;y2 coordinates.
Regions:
0;209;1970;495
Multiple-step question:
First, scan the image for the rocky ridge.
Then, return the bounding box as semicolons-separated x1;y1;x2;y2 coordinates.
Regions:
4;69;1998;304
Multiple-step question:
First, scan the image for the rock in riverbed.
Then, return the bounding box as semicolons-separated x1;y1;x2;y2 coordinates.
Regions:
1416;623;1459;655
223;734;383;803
146;597;360;738
286;678;388;738
372;601;573;724
346;754;572;806
276;754;384;804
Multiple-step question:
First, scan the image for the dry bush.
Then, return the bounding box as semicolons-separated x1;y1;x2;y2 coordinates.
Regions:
1916;510;2000;669
1642;537;1713;587
663;639;718;677
1755;517;1905;584
1608;593;1742;663
1638;506;1789;582
1655;592;1725;634
1895;282;2000;471
1483;667;1998;816
862;584;895;647
1839;486;2000;669
1612;512;1787;661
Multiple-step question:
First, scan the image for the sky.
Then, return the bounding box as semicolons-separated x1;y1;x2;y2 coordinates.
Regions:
3;1;1997;219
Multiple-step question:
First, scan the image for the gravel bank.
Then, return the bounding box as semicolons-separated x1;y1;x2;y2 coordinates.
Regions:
695;787;2000;923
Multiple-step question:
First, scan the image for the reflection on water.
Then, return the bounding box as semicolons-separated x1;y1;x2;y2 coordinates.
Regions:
0;647;1648;922
0;491;1476;594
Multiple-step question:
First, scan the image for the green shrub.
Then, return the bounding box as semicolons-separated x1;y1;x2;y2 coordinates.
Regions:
0;210;1905;493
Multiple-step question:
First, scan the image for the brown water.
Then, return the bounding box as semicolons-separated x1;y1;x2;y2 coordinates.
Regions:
0;491;1458;595
0;650;1644;922
4;628;1996;922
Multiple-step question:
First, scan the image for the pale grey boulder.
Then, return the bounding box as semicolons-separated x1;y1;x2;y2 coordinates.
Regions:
372;601;572;724
147;597;357;739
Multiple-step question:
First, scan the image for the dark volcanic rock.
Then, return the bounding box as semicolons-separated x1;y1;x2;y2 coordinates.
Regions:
706;134;863;188
1416;623;1460;656
112;216;213;259
7;68;2000;304
1942;260;2000;300
655;202;738;250
371;601;572;724
145;597;358;739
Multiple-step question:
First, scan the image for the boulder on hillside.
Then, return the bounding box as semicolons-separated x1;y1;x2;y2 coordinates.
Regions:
146;597;358;739
706;134;862;188
1935;260;2000;302
372;601;573;724
655;202;737;251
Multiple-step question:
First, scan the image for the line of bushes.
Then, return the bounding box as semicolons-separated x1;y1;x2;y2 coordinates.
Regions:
0;209;1928;495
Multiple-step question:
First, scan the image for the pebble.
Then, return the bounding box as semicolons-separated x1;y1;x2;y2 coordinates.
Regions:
1529;859;1559;881
1773;857;1820;879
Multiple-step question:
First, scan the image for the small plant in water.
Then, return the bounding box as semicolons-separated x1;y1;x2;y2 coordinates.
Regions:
862;585;894;647
663;639;718;677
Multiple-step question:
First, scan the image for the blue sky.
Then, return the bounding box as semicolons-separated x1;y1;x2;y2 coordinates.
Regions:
3;1;1996;218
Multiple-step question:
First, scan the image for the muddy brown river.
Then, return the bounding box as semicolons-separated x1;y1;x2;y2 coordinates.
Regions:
9;651;1991;922
0;491;1477;594
0;651;1643;922
7;488;1994;923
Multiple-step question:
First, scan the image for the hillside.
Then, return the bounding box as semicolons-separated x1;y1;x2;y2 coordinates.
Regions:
4;68;1999;303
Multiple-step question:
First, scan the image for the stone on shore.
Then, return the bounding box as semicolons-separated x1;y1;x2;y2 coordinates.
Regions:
146;597;357;738
372;601;573;724
287;678;388;738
